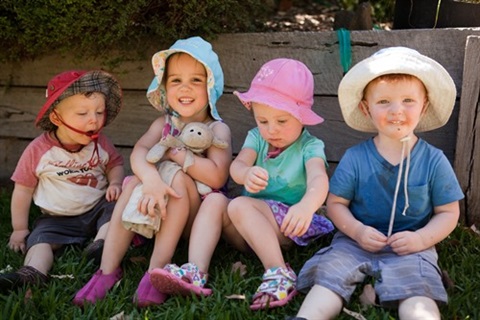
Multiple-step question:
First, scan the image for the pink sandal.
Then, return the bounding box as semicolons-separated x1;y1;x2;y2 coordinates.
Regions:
134;272;168;307
250;264;298;310
150;263;212;296
73;267;123;306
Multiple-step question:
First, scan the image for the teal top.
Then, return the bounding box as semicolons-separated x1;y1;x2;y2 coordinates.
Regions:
241;128;327;206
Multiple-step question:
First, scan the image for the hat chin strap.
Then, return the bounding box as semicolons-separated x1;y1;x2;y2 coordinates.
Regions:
387;135;411;237
52;110;106;167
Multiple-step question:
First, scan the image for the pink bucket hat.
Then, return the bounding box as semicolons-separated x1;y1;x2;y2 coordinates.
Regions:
234;58;324;126
35;70;122;131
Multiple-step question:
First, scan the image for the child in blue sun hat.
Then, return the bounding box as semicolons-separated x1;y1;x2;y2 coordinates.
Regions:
74;36;232;308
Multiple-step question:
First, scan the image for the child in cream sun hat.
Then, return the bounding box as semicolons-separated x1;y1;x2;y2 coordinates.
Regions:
293;47;463;320
338;46;456;132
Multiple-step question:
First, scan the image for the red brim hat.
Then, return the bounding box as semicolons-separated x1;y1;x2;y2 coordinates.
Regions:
35;70;122;131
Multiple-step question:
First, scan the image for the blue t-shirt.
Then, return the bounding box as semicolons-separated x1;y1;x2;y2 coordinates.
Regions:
241;128;327;206
330;138;464;235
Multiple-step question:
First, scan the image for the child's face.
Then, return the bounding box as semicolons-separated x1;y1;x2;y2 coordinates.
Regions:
251;102;303;150
51;92;106;145
360;76;428;139
165;53;209;121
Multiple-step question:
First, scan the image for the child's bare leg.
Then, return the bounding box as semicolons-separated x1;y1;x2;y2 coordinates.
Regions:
99;177;138;274
296;285;343;319
24;243;56;275
398;296;440;320
188;193;244;273
149;172;200;270
228;196;286;269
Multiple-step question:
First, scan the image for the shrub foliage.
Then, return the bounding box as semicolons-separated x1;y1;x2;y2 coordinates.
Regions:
0;0;270;63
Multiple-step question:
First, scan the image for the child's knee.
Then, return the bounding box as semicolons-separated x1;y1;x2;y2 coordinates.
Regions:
398;296;440;320
171;170;194;190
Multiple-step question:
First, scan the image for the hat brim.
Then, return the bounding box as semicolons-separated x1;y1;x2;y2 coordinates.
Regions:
234;87;324;126
338;47;456;132
146;37;223;121
36;71;122;131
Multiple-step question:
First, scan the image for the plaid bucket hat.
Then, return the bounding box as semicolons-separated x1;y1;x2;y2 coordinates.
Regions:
35;70;122;131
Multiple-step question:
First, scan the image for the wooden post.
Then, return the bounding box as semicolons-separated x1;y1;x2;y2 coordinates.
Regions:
454;35;480;226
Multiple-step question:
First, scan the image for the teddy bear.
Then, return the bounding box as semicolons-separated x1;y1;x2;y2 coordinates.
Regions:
146;121;229;194
121;121;229;238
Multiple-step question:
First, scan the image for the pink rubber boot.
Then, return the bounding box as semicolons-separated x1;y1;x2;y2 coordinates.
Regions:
134;272;168;307
73;267;123;306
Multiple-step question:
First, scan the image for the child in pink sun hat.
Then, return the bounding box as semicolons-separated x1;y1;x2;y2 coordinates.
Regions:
228;58;334;310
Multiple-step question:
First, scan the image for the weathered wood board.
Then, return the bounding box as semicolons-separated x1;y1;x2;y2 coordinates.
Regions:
1;28;480;222
454;35;480;225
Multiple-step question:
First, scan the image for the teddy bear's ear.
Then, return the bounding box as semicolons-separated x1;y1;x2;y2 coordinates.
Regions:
146;143;169;163
212;137;229;149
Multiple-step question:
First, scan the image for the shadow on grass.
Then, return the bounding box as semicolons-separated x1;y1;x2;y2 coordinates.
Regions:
0;187;479;319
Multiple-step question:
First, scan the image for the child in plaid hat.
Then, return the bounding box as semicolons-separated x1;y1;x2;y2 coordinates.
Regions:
0;70;124;293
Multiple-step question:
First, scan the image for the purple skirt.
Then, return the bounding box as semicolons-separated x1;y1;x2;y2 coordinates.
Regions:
265;199;334;246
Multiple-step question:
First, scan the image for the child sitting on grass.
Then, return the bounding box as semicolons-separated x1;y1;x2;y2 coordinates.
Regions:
293;47;464;320
227;58;334;310
0;70;124;293
73;36;232;308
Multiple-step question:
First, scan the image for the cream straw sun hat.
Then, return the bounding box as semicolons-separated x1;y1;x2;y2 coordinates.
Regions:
338;47;456;133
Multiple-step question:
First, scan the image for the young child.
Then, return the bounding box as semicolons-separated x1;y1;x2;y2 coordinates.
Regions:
228;58;333;310
73;36;232;307
0;70;124;293
293;47;464;320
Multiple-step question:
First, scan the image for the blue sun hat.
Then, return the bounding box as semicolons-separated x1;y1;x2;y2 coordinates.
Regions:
146;36;224;121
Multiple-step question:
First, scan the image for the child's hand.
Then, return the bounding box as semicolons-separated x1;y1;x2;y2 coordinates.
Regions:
138;181;181;220
353;225;388;252
244;166;268;193
105;183;122;202
388;231;425;255
9;229;29;254
280;203;312;238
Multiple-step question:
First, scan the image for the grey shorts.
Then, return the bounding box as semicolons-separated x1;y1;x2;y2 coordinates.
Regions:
296;232;447;306
26;198;115;251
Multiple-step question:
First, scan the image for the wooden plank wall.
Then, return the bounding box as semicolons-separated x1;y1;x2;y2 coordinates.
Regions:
1;28;480;222
454;35;480;225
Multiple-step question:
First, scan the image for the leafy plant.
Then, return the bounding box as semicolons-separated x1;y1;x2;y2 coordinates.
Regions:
0;0;270;64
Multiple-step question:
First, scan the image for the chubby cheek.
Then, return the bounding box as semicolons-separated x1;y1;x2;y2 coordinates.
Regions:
257;126;270;140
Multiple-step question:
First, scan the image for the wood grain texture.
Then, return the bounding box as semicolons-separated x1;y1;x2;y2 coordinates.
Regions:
454;35;480;225
1;29;479;223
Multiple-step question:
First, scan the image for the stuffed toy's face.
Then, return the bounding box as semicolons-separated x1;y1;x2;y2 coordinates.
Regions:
179;122;214;152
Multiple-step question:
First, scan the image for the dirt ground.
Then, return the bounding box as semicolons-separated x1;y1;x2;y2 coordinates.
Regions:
263;1;392;31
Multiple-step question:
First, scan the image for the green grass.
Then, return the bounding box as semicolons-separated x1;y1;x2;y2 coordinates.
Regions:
0;187;479;319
